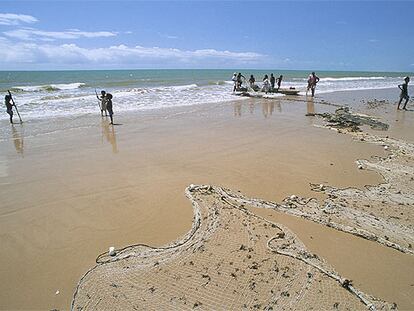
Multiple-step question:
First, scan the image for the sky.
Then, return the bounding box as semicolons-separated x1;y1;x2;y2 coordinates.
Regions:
0;1;413;72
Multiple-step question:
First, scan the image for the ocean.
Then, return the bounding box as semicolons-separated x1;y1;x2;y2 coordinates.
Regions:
0;69;412;121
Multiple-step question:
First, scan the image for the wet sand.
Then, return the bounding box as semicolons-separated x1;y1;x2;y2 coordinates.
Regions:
250;208;414;309
0;93;409;310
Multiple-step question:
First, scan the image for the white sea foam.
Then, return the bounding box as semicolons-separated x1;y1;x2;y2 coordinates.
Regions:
318;76;386;82
50;82;86;90
12;82;85;92
0;75;408;122
1;82;243;121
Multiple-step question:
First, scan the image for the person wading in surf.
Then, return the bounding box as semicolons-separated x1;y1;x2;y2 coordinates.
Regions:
262;74;271;93
96;90;108;116
5;94;14;124
249;75;258;91
270;73;276;90
232;73;238;92
276;75;283;91
236;73;246;91
106;93;114;125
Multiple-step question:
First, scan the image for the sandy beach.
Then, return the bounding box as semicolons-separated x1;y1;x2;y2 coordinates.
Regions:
1;90;414;310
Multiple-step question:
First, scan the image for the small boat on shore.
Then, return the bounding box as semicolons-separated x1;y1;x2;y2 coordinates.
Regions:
271;88;301;95
234;87;301;97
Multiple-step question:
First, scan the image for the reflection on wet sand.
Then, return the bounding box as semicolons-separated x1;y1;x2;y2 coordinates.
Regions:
306;97;315;125
234;100;282;118
274;100;281;113
101;119;118;153
249;100;255;114
11;125;24;156
262;102;274;118
234;102;242;117
307;97;315;114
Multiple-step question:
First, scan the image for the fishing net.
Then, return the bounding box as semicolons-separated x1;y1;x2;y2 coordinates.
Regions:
72;108;409;311
72;184;396;310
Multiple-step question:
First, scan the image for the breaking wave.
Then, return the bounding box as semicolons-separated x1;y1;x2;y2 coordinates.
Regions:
11;82;86;92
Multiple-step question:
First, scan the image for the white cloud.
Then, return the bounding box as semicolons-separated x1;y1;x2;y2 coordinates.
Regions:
0;13;38;25
4;28;117;41
0;39;263;68
368;39;379;43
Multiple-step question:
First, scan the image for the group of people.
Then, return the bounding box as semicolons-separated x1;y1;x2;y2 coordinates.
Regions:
96;90;114;124
3;89;115;124
232;71;321;96
232;72;283;93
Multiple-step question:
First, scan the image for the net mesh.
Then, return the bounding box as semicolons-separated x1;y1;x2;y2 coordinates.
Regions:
72;185;395;310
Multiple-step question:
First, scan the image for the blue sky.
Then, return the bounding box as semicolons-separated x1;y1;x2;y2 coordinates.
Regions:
0;1;413;71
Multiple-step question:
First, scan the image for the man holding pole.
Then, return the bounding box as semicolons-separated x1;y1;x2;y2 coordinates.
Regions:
96;90;108;117
5;91;23;124
5;94;15;124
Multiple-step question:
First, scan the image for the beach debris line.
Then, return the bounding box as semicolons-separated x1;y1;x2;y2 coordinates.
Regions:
362;99;390;110
306;107;389;131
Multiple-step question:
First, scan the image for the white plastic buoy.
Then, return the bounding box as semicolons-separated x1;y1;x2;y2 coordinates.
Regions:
55;290;60;295
319;184;324;190
109;246;116;256
290;195;297;200
358;165;363;170
384;146;389;150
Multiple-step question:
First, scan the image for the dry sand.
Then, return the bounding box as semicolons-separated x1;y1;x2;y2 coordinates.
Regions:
0;93;413;310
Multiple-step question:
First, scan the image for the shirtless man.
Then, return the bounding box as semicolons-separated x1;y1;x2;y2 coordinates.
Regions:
270;73;276;90
5;94;14;124
106;93;114;124
96;90;108;116
397;76;410;110
306;72;320;97
276;75;283;91
236;73;246;90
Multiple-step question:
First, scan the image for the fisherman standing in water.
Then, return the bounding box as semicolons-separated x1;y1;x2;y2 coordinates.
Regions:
397;76;410;110
249;75;259;91
276;75;283;91
262;74;271;93
232;73;238;92
306;72;320;97
106;93;114;125
270;73;276;90
5;94;14;124
236;72;246;90
96;90;108;116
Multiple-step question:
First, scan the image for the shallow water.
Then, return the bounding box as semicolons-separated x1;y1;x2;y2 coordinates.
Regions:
1;69;412;122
